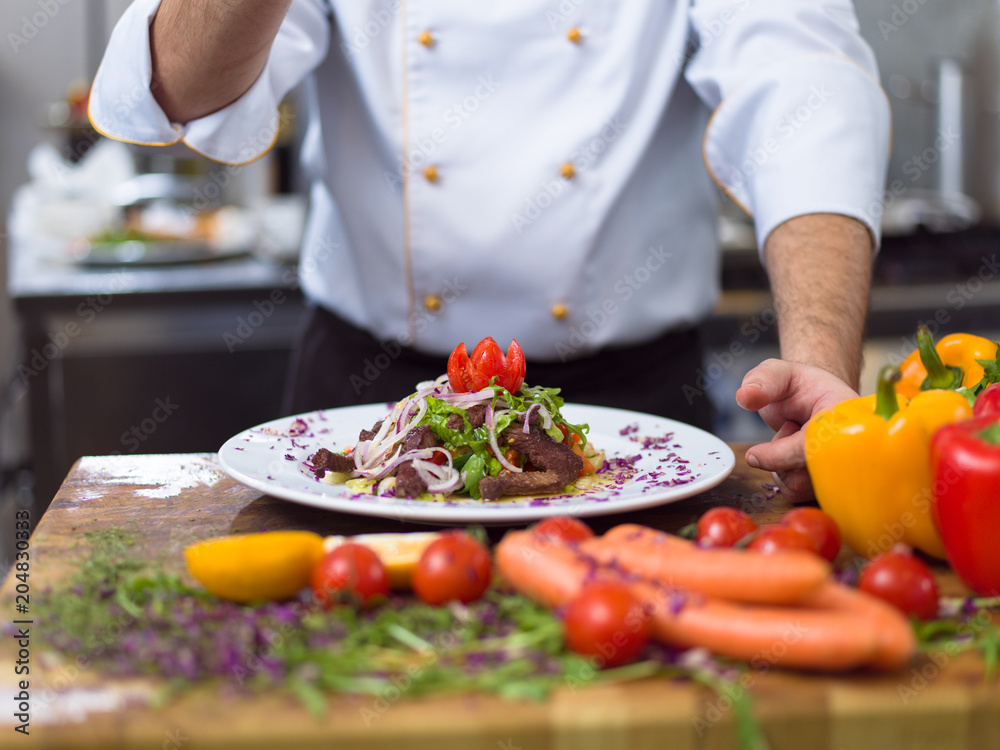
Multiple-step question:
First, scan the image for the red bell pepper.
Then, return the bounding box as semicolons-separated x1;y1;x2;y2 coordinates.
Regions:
973;382;1000;418
930;415;1000;596
447;337;526;393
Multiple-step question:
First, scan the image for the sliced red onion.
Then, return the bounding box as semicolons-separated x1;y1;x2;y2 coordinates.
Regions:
522;403;541;434
438;391;494;407
412;458;462;493
356;397;429;471
485;405;521;474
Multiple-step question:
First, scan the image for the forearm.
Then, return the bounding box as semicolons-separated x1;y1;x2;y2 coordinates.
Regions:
150;0;292;124
762;213;874;390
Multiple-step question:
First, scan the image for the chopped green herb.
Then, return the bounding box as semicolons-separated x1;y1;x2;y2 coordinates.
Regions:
15;528;771;750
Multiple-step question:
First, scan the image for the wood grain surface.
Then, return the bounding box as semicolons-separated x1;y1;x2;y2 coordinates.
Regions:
1;450;998;750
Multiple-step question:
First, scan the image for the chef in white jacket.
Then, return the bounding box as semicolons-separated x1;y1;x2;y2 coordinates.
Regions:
89;0;889;498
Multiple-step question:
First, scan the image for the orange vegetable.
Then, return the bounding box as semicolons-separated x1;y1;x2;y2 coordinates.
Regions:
496;529;915;673
579;524;830;605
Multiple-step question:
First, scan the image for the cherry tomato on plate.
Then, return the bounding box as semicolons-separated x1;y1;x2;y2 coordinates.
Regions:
779;507;842;562
310;543;390;608
857;546;939;620
532;516;595;545
413;531;492;605
447;337;525;393
746;525;816;555
696;507;757;548
563;581;652;667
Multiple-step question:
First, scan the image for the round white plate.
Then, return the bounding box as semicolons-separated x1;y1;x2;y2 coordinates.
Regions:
217;403;735;524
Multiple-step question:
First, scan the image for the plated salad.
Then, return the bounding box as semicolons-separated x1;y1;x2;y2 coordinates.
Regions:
308;337;604;500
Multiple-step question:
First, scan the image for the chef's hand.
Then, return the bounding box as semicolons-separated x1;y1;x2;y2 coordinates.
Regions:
735;358;859;502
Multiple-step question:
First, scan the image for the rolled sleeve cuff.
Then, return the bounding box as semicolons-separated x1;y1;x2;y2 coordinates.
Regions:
90;0;327;165
701;54;891;254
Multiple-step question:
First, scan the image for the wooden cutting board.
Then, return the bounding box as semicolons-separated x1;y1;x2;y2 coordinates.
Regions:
1;450;998;750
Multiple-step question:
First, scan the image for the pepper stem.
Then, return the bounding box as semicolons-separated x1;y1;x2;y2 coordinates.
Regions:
977;421;1000;446
874;365;902;420
917;325;961;390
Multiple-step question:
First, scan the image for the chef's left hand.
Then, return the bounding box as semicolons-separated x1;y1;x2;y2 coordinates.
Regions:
735;358;859;502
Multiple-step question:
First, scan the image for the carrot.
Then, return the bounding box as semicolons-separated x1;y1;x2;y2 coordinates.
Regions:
496;531;903;673
629;580;880;672
579;523;830;605
798;580;916;671
495;530;599;608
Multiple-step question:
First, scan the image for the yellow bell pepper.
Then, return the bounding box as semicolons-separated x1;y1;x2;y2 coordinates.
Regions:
898;326;997;400
805;365;973;559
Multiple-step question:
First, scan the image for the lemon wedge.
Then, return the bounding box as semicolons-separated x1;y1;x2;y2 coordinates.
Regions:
323;532;442;589
184;531;324;603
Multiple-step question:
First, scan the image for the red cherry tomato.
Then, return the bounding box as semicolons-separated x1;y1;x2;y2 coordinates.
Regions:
563;581;652;667
746;525;816;555
858;547;939;620
532;516;595;545
310;543;389;608
696;507;757;548
413;532;492;605
447;337;526;393
779;507;842;562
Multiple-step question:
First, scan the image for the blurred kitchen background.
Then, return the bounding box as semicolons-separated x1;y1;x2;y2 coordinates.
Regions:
2;0;1000;531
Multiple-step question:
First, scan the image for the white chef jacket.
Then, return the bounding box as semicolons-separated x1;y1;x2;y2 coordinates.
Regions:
89;0;889;361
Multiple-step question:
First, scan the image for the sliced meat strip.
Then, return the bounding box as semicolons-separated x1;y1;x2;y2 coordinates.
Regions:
478;425;582;500
394;461;426;498
358;420;383;442
467;404;487;428
403;424;439;452
309;448;355;478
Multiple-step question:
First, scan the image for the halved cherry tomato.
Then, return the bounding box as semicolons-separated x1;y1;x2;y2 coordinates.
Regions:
695;507;757;548
413;531;492;605
557;424;597;476
447;337;526;393
779;507;842;562
503;447;521;467
310;543;389;608
857;546;939;620
532;516;595;545
563;581;651;667
746;525;816;555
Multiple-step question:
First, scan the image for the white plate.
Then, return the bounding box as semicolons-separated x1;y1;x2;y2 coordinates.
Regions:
217;403;735;524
